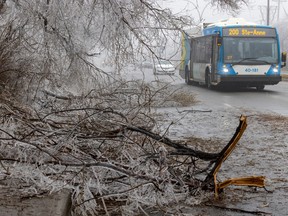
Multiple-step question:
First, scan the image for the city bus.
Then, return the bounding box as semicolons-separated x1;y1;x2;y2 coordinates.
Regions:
179;18;287;90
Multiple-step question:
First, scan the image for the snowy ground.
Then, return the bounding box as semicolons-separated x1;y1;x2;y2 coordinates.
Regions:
2;62;287;215
123;66;288;215
156;107;288;215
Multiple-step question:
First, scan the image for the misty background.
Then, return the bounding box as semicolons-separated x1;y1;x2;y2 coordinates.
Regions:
154;0;288;67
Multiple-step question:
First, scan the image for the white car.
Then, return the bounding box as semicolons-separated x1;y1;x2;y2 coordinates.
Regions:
153;60;175;75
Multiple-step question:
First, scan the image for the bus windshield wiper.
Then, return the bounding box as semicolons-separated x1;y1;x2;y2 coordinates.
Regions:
232;58;272;66
231;58;256;66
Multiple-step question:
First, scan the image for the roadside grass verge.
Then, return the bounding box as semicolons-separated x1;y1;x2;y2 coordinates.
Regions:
282;74;288;81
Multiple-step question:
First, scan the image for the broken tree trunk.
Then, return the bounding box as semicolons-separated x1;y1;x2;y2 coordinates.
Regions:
202;115;265;197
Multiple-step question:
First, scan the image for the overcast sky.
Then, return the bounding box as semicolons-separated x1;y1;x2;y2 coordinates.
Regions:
160;0;288;25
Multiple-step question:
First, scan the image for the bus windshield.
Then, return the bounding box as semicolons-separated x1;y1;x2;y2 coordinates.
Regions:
223;37;279;64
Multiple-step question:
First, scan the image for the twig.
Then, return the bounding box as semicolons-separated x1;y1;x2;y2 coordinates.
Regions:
177;108;212;113
43;90;70;100
205;204;272;215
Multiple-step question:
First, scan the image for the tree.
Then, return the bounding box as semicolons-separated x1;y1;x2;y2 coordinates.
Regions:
0;0;247;215
275;19;288;55
0;0;246;97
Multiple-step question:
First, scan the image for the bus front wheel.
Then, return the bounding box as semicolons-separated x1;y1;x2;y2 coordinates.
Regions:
205;71;212;89
185;67;192;85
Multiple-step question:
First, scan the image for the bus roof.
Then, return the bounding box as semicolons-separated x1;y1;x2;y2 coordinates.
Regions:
206;18;257;27
203;18;275;36
182;18;275;38
183;22;212;37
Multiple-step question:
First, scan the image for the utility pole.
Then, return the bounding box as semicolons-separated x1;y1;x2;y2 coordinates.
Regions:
277;0;280;20
267;0;270;25
259;3;276;25
272;0;288;21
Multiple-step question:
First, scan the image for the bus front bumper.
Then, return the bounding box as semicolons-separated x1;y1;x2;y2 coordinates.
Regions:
218;75;282;86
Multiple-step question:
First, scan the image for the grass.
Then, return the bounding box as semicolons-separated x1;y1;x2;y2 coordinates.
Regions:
282;73;288;81
170;91;198;106
255;113;288;123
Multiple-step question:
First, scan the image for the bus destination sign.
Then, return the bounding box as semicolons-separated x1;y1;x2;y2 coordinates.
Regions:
223;27;276;37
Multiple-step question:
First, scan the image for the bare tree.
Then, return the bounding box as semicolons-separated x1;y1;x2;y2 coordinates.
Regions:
0;0;249;215
211;0;246;10
1;0;192;99
275;19;288;56
0;0;246;98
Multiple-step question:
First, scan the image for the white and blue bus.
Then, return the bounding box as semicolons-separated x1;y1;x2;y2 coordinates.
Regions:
179;18;287;90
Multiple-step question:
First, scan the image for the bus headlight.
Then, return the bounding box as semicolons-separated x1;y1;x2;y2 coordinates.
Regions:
223;65;229;73
272;67;278;73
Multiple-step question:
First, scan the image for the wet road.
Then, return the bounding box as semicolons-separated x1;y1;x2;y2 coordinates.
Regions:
125;66;288;115
180;81;288;116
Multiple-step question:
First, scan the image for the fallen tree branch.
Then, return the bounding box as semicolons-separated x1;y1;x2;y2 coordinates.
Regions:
177;109;212;113
43;90;71;100
218;176;265;190
0;102;267;208
125;124;219;161
205;204;272;215
202;115;247;189
202;115;265;197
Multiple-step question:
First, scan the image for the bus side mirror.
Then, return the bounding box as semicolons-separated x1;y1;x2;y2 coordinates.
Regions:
217;37;222;46
281;52;287;68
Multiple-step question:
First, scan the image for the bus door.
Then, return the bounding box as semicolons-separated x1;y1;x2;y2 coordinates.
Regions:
210;35;219;83
189;38;195;80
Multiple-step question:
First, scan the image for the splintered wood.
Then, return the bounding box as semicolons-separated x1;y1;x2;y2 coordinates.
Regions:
213;115;265;197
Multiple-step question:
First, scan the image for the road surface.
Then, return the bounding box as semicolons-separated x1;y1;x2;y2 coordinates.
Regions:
124;66;288;116
179;81;288;116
